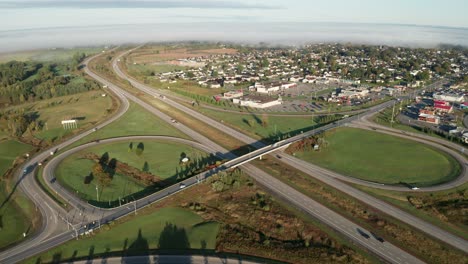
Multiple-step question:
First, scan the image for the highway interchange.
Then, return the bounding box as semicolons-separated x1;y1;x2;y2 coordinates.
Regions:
0;49;467;263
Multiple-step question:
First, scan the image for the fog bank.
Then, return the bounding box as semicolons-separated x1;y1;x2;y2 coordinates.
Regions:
1;22;467;52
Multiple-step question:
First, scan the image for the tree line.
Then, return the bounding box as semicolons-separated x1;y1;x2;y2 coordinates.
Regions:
0;53;100;106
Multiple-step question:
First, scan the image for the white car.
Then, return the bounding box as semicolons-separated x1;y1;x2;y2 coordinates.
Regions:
179;183;186;189
411;187;420;190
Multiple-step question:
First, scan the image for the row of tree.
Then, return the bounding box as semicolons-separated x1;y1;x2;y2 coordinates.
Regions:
0;53;99;106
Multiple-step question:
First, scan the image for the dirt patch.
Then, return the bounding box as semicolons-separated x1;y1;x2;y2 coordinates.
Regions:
81;152;165;186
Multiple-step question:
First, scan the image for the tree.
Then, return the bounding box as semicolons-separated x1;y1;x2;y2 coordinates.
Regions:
92;163;111;188
135;142;144;156
317;59;325;70
128;142;133;152
416;70;430;81
261;114;269;128
142;161;149;172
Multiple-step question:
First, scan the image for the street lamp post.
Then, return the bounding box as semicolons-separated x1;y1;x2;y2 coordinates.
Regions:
95;184;99;202
132;196;137;215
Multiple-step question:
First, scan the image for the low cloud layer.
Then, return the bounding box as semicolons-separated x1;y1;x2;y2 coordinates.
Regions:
0;0;280;9
0;22;467;53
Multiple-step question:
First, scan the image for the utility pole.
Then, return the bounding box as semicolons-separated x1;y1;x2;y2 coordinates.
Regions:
95;184;99;202
132;196;137;215
391;101;396;127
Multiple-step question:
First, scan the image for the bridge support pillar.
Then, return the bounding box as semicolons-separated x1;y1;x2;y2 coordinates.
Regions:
259;155;263;160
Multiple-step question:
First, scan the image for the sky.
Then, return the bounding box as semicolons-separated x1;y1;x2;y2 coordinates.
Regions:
0;0;468;51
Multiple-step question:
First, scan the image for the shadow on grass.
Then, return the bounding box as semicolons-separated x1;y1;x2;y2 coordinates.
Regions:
87;153;221;208
35;226;284;264
0;162;38;211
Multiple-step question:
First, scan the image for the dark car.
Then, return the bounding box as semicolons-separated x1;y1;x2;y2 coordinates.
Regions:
356;228;370;239
371;232;384;242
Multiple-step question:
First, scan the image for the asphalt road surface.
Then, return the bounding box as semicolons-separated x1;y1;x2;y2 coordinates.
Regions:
0;53;131;263
0;50;462;264
113;49;468;253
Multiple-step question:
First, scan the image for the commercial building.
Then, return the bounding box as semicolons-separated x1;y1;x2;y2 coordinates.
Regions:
418;109;440;124
233;95;282;108
338;88;369;99
254;81;297;94
223;90;244;99
433;100;453;113
433;92;465;103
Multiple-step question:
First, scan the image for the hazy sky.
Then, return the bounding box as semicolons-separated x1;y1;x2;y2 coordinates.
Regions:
1;0;467;30
0;0;467;52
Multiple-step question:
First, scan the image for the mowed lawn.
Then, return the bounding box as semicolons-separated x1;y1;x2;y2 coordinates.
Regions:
34;91;113;141
56;140;211;203
26;207;219;264
296;128;460;186
68;102;189;149
198;108;318;140
0;91;113;142
0;140;33;176
0;140;33;249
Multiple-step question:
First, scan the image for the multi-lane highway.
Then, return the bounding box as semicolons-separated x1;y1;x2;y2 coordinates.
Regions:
0;49;465;263
113;49;468;253
0;53;132;263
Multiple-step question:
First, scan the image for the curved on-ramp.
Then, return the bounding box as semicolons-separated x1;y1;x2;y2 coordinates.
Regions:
42;135;220;217
0;53;131;262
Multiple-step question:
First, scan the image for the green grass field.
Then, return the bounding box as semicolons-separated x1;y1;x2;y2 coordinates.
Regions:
26;207;219;264
0;91;113;142
34;91;113;141
67;102;189;149
0;182;31;249
197;107;324;140
0;47;104;63
56;140;211;204
295;127;460;186
0;140;34;249
0;140;33;176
